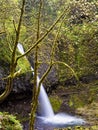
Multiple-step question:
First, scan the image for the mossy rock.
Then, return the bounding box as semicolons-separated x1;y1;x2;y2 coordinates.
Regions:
16;56;31;74
49;95;62;112
0;35;31;75
0;112;22;130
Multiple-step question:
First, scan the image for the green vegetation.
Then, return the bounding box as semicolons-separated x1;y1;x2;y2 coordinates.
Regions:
16;56;31;74
0;112;22;130
68;82;98;109
0;37;31;75
58;1;98;81
0;36;11;64
49;95;62;112
0;0;98;129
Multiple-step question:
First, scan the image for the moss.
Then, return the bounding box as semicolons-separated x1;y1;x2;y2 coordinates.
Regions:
16;56;31;74
0;34;31;75
69;94;85;109
15;43;32;75
0;112;22;130
0;37;11;64
49;95;62;112
76;102;98;125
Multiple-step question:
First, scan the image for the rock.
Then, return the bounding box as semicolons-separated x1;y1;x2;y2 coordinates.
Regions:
38;63;59;92
28;54;59;93
0;61;33;99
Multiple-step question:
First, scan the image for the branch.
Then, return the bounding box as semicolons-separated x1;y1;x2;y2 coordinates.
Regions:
36;0;42;39
11;0;25;68
36;60;78;99
16;7;67;62
0;0;25;103
37;16;67;97
54;61;79;81
33;0;42;100
0;31;5;34
6;33;13;52
38;61;78;90
13;20;17;34
50;16;66;62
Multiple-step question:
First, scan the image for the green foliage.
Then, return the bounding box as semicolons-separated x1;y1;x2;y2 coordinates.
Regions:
68;0;97;24
49;95;62;112
0;35;31;74
56;0;98;83
68;81;98;108
19;25;27;42
0;112;22;130
17;56;31;74
69;94;85;108
0;0;98;129
58;22;98;82
0;35;11;64
67;22;98;75
0;0;20;30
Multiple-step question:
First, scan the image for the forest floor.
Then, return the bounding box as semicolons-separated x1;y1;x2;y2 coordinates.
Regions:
51;81;98;130
52;82;98;126
0;81;98;130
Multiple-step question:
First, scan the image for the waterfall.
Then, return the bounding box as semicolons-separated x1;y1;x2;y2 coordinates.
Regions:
17;43;85;128
17;43;54;117
30;68;54;117
37;77;54;117
17;43;26;55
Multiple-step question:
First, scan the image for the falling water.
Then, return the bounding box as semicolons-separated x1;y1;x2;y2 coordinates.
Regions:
17;43;26;55
31;67;54;117
17;43;54;117
17;43;85;128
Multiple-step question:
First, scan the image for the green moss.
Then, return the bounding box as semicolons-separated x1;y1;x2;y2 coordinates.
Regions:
49;95;62;112
17;56;31;74
0;112;22;130
0;34;31;75
0;37;11;64
69;94;85;109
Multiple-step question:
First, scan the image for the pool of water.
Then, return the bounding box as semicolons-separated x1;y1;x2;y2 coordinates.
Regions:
35;113;85;130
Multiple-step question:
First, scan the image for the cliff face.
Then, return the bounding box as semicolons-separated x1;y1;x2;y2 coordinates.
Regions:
0;34;58;100
0;60;33;97
28;43;59;93
0;55;58;99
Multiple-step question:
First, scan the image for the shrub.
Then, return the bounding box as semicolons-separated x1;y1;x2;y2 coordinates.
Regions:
0;112;22;130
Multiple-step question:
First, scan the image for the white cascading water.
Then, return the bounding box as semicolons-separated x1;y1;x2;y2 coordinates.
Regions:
31;67;54;117
38;76;54;117
17;43;85;127
17;43;54;117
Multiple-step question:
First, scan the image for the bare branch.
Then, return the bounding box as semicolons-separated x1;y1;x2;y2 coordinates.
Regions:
0;31;5;34
11;0;25;67
16;7;67;62
0;0;25;103
13;20;17;33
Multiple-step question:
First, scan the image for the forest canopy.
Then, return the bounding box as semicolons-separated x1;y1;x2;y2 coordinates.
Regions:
0;0;98;81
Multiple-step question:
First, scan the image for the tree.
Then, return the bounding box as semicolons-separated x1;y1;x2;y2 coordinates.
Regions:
0;0;25;102
0;0;69;129
57;0;98;83
0;1;79;130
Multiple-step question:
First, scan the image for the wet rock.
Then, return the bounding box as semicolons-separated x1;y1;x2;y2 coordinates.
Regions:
0;62;33;99
28;48;59;93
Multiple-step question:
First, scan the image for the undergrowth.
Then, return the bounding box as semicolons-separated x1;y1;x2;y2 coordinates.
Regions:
0;112;22;130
